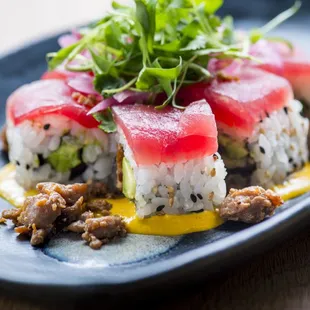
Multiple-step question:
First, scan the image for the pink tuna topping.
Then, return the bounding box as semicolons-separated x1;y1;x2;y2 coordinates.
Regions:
177;68;293;138
250;40;310;102
112;100;218;165
7;79;99;128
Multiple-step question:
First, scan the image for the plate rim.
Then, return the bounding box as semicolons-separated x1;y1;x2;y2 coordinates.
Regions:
1;33;310;294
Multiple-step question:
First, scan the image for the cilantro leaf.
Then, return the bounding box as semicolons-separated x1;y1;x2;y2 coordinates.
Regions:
46;0;302;111
94;74;124;94
136;57;182;90
94;110;117;133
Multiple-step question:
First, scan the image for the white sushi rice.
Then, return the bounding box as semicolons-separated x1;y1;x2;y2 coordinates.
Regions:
7;115;114;189
249;99;309;188
118;131;227;218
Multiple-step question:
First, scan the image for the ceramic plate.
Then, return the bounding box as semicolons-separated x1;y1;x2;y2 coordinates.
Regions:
0;22;310;298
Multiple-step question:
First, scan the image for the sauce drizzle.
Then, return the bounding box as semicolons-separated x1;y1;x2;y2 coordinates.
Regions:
1;163;309;235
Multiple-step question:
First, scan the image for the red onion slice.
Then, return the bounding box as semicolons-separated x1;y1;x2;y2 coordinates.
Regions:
68;74;99;96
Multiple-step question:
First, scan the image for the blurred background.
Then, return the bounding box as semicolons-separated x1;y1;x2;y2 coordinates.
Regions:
220;0;310;18
0;0;309;56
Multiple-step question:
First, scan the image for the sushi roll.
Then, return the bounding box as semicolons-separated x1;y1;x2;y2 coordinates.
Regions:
250;40;310;105
179;68;309;188
6;79;114;189
112;100;227;218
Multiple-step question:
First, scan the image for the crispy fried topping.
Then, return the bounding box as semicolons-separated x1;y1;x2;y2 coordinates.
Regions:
82;216;127;249
2;182;127;248
219;186;283;224
72;92;99;108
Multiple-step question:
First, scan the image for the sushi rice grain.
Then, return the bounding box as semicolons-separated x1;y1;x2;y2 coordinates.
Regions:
117;130;227;218
6;115;114;189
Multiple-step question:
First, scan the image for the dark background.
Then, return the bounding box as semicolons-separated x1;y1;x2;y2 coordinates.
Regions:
220;0;310;19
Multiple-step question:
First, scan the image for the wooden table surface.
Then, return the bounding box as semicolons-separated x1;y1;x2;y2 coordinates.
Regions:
1;1;310;309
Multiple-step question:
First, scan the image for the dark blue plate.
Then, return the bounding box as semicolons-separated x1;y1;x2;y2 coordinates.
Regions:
0;23;310;298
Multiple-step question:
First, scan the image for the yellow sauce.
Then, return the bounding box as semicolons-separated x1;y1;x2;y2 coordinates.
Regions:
108;198;222;235
0;164;223;235
272;163;310;201
1;163;310;236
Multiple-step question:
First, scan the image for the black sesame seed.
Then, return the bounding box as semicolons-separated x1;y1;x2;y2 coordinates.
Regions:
197;193;203;200
266;111;270;118
38;154;45;166
190;194;197;203
156;205;165;212
26;164;30;170
289;158;293;163
69;163;87;180
293;163;298;169
259;146;265;154
16;160;20;166
192;209;204;213
260;119;263;123
284;107;288;115
43;124;51;130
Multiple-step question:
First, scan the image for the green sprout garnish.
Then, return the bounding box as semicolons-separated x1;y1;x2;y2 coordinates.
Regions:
47;0;302;111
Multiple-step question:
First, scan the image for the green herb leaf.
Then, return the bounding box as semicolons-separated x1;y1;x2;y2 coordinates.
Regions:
153;40;181;52
136;57;182;90
260;1;301;34
46;0;301;110
47;42;80;71
94;110;117;133
103;77;138;95
146;0;157;53
88;46;118;76
222;15;234;45
265;36;294;52
112;0;130;11
181;20;200;39
135;0;151;36
193;0;223;14
181;35;208;51
94;74;124;94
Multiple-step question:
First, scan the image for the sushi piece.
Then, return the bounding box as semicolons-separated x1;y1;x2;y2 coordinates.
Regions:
6;79;114;189
178;68;309;188
282;56;310;106
112;100;227;218
250;40;310;104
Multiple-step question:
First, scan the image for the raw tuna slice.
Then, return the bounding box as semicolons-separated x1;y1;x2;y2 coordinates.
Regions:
282;57;310;103
112;100;218;165
41;71;68;81
178;68;293;138
251;40;310;103
7;79;99;128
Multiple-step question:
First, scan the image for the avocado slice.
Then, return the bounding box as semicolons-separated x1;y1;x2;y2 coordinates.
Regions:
219;135;248;160
47;137;81;173
122;157;136;200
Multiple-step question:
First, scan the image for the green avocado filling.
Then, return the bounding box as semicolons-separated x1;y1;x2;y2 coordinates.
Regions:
122;157;136;200
47;137;82;173
219;135;248;160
